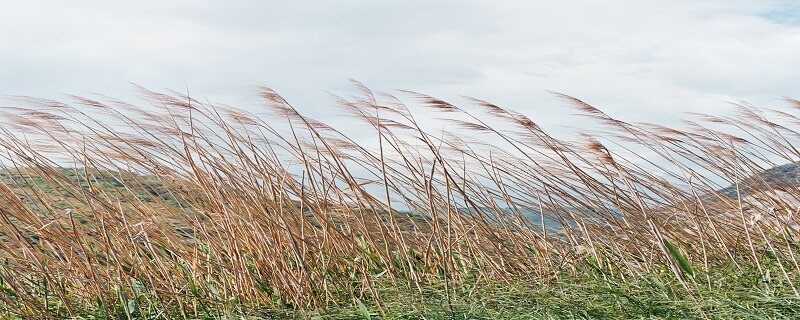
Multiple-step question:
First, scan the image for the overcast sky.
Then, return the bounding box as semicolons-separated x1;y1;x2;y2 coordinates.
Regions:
1;0;799;132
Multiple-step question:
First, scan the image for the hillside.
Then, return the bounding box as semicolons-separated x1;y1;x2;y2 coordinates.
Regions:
719;162;800;197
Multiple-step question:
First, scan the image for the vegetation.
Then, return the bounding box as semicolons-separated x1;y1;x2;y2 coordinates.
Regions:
0;85;799;318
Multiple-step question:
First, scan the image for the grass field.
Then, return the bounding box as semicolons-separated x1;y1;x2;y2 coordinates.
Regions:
4;261;800;319
0;86;799;318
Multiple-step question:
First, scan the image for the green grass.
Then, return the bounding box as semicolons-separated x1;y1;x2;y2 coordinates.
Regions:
1;258;797;319
318;261;800;319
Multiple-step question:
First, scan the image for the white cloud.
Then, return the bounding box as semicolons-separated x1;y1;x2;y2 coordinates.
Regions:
0;0;798;135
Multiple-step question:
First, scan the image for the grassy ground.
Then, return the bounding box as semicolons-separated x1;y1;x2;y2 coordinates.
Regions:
1;258;797;319
285;259;800;319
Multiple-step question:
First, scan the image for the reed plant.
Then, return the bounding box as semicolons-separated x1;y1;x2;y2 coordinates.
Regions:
0;84;798;318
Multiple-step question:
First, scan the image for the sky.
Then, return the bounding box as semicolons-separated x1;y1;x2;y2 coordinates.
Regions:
1;0;799;134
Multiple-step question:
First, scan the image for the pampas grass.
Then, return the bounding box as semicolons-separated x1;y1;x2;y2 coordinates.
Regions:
0;84;798;317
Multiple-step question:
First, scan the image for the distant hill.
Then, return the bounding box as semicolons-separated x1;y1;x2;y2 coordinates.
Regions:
0;167;182;210
718;162;800;197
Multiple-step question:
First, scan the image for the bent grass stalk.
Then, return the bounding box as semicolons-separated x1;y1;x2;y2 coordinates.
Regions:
0;87;797;317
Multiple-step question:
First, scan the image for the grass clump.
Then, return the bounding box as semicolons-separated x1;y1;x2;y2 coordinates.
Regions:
0;85;798;318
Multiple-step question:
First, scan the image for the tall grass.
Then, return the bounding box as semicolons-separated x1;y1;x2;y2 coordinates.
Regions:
0;84;798;317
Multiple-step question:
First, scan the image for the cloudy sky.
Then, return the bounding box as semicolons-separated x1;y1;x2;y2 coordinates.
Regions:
1;0;799;132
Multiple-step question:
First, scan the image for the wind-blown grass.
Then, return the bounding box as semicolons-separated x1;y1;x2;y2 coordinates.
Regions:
0;84;799;318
